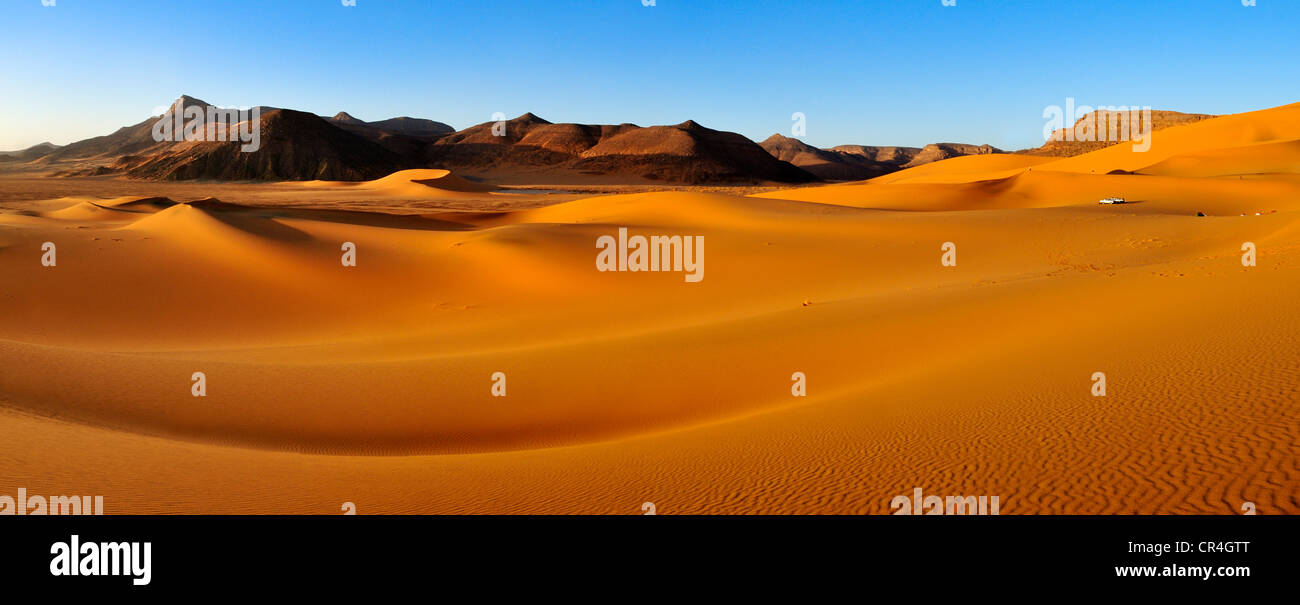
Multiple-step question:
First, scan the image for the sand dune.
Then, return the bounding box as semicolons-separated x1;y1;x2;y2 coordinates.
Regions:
1135;139;1300;178
298;168;497;197
866;153;1055;185
1;105;1297;514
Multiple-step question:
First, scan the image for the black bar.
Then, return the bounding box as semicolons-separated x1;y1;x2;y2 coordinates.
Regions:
2;515;1287;593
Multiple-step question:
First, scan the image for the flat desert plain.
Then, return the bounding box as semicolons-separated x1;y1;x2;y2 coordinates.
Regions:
1;103;1297;514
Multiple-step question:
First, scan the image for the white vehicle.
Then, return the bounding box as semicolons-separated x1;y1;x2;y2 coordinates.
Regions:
1099;197;1126;204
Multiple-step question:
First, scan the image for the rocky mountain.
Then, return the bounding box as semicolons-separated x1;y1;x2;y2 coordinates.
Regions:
760;135;1002;181
116;107;410;181
425;114;816;184
0;142;62;162
22;97;816;184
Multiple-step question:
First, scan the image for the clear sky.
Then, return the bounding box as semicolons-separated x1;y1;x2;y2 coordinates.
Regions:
2;0;1297;151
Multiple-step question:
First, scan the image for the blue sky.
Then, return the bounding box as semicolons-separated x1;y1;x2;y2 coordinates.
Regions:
2;0;1297;151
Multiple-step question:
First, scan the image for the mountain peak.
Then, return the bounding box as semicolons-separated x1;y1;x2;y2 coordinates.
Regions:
513;112;550;124
331;111;365;124
174;95;212;108
760;133;816;150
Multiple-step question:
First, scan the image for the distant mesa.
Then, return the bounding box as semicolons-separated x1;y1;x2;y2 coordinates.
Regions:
1019;109;1214;157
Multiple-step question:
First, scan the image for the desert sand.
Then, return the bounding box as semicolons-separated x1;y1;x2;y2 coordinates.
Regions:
1;103;1297;514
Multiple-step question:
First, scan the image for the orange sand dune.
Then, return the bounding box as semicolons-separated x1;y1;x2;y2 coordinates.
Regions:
0;106;1297;514
40;196;176;220
868;153;1055;185
754;168;1300;214
1135;139;1300;178
297;168;496;197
